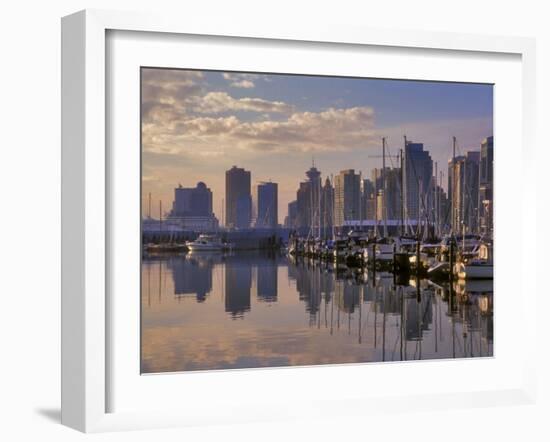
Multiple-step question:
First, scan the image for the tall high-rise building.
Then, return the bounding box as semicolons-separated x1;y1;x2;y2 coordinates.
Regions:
296;182;311;228
372;167;402;221
450;151;480;233
334;169;361;226
361;178;376;220
320;177;334;233
285;200;298;228
172;182;213;216
255;182;278;228
404;141;433;225
296;166;322;230
478;136;494;235
225;166;251;229
169;182;218;230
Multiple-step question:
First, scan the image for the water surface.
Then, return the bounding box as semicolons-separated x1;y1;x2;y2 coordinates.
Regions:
141;251;493;373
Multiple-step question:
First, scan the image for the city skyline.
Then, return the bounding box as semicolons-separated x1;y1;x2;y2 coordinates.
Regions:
142;68;493;223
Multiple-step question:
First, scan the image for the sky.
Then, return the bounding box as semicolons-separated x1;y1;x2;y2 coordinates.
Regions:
141;68;493;224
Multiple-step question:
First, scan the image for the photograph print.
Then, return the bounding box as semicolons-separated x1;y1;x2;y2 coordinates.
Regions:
141;67;494;374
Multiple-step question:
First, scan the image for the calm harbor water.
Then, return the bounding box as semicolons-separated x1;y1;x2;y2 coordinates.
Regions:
141;251;493;373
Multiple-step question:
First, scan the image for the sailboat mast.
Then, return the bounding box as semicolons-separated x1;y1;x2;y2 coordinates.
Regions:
159;200;162;235
400;148;404;236
417;180;421;238
403;135;408;235
331;174;335;239
462;153;466;251
359;170;363;232
435;162;438;238
439;170;443;236
374;167;379;238
451;136;456;236
318;174;321;239
382;137;388;238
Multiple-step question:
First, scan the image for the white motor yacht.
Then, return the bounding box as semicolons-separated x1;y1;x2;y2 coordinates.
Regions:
186;234;231;252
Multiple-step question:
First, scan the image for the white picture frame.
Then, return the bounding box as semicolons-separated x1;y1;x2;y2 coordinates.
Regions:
61;9;537;433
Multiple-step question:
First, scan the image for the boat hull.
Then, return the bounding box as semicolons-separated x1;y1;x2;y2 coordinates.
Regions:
457;263;493;279
188;244;226;252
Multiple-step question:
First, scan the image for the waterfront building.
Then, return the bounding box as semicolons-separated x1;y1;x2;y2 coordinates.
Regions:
172;182;213;216
334;169;361;226
449;151;480;233
296;182;311;229
372;167;402;221
285;200;298;229
478;136;494;235
225;166;252;229
361;178;376;220
296;166;322;231
169;182;218;231
404;141;433;226
320;177;334;233
255;182;278;228
435;185;450;233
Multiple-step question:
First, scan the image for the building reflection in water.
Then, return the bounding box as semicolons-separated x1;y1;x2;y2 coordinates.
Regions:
292;261;322;321
142;252;494;372
169;255;213;302
224;255;253;319
257;257;278;303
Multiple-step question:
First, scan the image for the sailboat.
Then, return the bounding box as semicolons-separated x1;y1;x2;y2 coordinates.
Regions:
456;240;493;279
145;200;187;254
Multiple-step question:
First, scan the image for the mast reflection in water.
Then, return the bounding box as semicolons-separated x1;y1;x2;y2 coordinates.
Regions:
141;252;493;373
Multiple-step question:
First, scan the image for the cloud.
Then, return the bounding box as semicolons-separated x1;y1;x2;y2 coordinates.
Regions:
191;92;294;115
142;105;377;157
141;69;293;124
222;73;259;88
231;80;255;88
141;69;204;122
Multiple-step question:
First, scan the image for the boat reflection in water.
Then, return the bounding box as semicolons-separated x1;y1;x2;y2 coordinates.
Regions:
141;252;493;373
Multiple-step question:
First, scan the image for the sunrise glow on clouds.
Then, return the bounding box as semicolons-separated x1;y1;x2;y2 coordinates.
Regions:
141;68;493;221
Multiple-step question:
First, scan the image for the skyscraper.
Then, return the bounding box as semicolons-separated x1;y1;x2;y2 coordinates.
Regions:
255;182;278;228
172;182;213;217
320;177;334;234
225;166;251;229
478;136;494;235
450;151;480;233
169;182;218;230
296;166;322;230
361;178;376;220
404;141;433;225
372;167;402;221
285;200;298;229
334;169;361;226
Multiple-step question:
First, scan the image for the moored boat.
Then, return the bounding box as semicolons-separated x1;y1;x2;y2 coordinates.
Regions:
456;261;493;279
456;241;493;279
186;234;232;252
